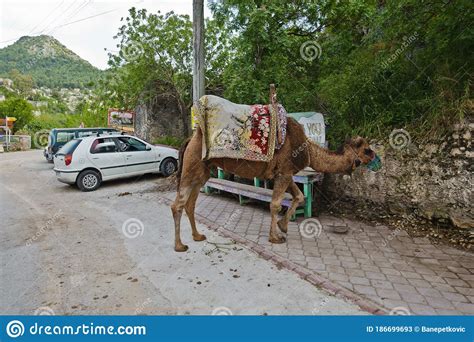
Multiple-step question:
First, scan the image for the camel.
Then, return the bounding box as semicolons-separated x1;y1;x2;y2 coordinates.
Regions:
171;116;376;252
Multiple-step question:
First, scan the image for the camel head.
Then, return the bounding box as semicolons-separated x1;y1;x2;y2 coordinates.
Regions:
343;136;377;171
306;136;380;174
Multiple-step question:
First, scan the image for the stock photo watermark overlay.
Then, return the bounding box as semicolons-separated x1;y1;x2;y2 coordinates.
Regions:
389;129;411;150
299;218;323;239
300;40;322;62
122;218;145;239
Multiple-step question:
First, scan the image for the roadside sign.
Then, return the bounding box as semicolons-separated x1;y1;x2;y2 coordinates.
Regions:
108;109;135;133
288;112;325;146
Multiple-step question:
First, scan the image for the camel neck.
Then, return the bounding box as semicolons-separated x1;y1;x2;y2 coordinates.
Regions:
308;141;354;173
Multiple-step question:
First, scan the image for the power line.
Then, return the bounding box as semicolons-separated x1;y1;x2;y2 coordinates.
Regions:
27;0;66;34
0;9;119;44
53;9;118;29
47;0;92;35
36;0;82;35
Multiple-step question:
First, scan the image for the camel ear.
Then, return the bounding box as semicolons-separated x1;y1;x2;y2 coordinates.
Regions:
354;136;364;148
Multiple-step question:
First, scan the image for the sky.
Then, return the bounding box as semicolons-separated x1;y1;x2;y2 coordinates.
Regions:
0;0;212;70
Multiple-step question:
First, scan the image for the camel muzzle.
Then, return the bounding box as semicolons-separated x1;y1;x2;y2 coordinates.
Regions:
365;154;382;172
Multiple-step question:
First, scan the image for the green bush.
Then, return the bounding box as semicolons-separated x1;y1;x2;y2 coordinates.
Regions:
152;136;185;148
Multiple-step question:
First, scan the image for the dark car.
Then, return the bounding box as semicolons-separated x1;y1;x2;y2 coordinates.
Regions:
43;128;119;162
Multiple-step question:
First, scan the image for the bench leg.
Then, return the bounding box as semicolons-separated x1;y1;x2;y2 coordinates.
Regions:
218;168;225;179
254;177;261;187
304;183;312;218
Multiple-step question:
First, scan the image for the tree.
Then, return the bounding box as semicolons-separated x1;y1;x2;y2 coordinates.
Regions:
0;97;34;132
210;0;473;143
8;69;34;95
103;8;230;137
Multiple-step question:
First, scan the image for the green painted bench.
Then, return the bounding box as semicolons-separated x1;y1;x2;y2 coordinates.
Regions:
204;168;323;218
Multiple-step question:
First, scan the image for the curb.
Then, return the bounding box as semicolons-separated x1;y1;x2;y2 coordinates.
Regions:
159;195;388;315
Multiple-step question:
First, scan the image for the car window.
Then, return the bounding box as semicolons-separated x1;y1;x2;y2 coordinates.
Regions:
57;139;82;155
117;137;148;152
56;132;76;143
90;138;118;154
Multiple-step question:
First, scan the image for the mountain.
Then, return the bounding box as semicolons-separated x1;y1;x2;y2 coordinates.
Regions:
0;35;102;89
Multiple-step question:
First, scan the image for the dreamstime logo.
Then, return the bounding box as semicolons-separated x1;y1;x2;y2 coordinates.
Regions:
33;129;51;147
381;32;418;69
212;306;233;315
311;299;329;315
223;209;242;229
122;218;145;238
6;320;24;338
26;210;62;247
135;298;153;315
292;139;310;158
389;129;411;150
34;306;55;315
122;41;143;62
389;306;411;315
299;218;323;239
381;227;402;247
300;40;322;61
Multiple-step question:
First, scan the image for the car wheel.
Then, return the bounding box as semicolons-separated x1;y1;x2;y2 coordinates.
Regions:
160;158;178;177
77;170;101;192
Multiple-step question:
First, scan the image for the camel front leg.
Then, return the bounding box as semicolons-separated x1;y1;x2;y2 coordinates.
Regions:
277;180;304;233
269;175;292;243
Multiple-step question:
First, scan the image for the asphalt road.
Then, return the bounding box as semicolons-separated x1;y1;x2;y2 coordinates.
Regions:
0;150;364;315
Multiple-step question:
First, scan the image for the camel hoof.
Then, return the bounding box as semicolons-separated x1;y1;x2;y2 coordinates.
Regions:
277;219;288;233
193;234;207;242
269;235;286;244
175;244;189;252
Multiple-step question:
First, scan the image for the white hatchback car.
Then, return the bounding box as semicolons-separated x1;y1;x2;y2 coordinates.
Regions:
53;134;179;191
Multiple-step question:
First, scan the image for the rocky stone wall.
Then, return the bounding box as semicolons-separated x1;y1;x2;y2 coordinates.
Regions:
134;83;189;142
323;120;473;229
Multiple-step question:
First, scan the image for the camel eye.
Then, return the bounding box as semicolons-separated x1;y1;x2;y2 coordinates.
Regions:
364;148;372;155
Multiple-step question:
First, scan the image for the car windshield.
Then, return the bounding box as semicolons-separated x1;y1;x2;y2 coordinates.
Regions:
57;139;81;155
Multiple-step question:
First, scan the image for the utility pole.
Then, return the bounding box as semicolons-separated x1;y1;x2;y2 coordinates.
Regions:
192;0;205;115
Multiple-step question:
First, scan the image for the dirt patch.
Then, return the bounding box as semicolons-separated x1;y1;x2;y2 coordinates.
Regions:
323;199;473;252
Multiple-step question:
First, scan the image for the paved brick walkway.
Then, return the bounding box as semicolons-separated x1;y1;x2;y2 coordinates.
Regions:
162;191;474;315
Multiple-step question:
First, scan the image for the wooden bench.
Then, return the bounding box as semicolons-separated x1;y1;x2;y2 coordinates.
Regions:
205;177;298;208
204;169;323;218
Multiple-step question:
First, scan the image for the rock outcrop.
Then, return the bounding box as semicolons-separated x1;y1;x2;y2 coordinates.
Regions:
324;120;473;229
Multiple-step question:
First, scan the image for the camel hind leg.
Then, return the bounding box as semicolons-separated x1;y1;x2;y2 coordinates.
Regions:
171;172;210;251
185;181;208;242
171;133;210;252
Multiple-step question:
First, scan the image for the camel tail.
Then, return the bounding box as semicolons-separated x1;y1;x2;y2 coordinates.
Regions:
176;137;191;189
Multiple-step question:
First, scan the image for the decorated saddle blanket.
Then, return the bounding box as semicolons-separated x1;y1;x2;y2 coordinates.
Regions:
195;95;287;162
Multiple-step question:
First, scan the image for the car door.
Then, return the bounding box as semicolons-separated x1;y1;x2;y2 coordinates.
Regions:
116;136;158;174
88;137;127;179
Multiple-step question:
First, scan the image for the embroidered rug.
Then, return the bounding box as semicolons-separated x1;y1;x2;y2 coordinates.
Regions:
195;95;287;162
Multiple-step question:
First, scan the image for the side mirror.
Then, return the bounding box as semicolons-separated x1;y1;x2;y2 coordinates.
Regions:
146;145;152;151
